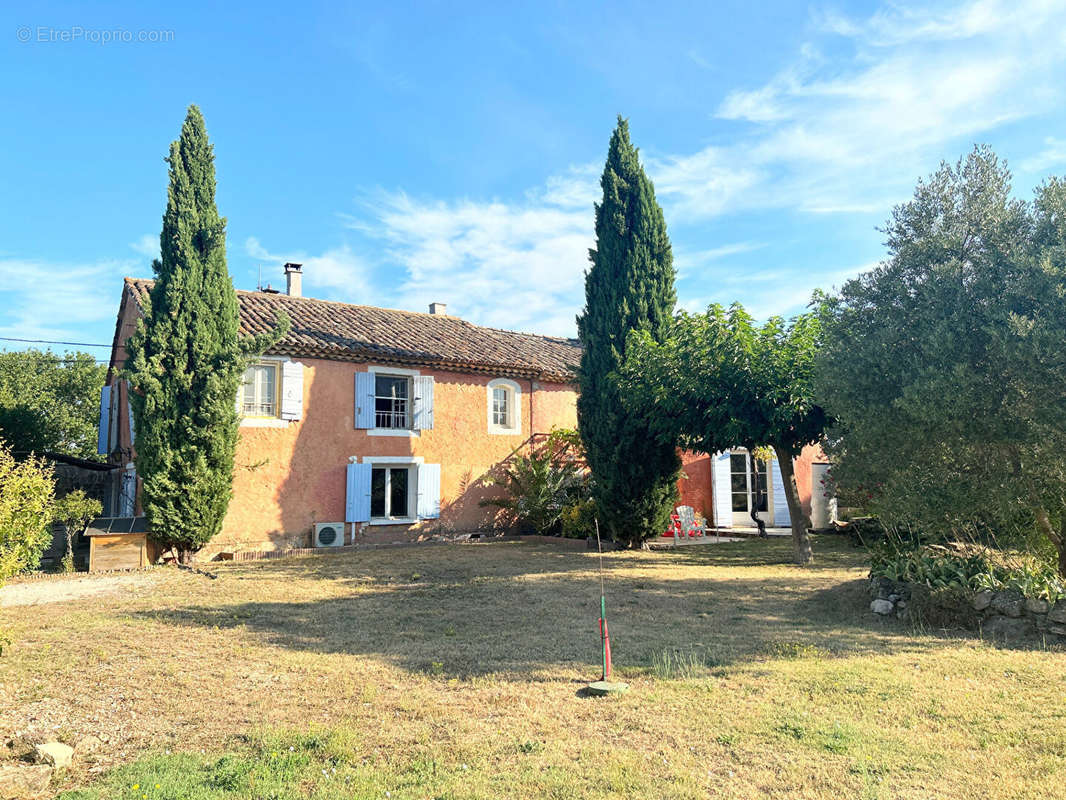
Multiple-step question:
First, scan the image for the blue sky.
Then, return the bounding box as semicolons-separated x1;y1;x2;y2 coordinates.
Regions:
3;0;1066;352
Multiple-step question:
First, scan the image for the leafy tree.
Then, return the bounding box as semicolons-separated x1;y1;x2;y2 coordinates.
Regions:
0;350;106;459
815;146;1066;576
619;305;827;564
54;489;102;573
480;429;587;535
0;440;55;583
124;106;285;563
577;117;680;547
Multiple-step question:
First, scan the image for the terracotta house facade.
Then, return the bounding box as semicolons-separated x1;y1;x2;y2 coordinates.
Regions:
98;267;821;558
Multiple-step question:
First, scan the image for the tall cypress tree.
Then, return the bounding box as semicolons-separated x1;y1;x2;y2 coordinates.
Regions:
124;105;284;562
577;117;679;547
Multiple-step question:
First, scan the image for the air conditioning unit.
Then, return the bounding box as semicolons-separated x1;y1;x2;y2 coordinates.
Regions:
313;522;345;548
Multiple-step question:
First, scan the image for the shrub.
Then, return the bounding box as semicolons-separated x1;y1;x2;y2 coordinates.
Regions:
0;440;56;583
560;497;599;539
53;489;102;573
870;542;1066;603
480;428;589;535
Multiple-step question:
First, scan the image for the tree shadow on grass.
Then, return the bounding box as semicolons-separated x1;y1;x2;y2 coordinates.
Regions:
130;540;1050;679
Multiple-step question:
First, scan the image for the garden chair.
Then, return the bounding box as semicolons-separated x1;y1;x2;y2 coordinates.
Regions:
675;506;707;541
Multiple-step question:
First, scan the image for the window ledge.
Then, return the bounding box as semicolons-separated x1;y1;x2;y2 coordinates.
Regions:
367;518;418;526
367;428;419;437
488;426;521;436
240;417;289;428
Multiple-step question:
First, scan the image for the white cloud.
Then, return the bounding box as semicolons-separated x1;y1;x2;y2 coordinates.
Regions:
1021;136;1066;173
652;0;1066;219
129;234;159;260
244;237;372;297
0;258;130;345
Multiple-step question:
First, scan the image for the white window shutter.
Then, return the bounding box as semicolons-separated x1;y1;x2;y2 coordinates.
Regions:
126;381;136;446
280;361;304;420
354;372;375;429
346;462;372;522
412;376;435;431
417;462;441;519
712;451;732;529
771;458;791;528
120;466;136;517
97;385;112;455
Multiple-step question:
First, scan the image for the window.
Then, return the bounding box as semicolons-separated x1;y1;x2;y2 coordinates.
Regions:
375;374;410;429
241;362;278;417
730;452;768;513
486;378;521;434
492;386;510;427
370;466;411;519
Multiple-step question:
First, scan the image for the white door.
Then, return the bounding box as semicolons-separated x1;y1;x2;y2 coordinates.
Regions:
729;451;773;527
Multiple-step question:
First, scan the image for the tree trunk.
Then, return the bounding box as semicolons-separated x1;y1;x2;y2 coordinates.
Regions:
1033;507;1066;578
774;445;813;565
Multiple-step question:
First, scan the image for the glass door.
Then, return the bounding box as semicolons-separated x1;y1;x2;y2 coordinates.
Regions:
729;451;773;526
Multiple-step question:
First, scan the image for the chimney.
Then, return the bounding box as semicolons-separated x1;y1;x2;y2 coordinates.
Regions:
429;302;447;315
284;263;303;297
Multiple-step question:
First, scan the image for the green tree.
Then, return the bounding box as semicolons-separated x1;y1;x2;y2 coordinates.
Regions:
54;489;102;573
0;350;106;459
815;146;1066;576
0;440;55;583
577;117;680;548
124;106;285;563
619;305;827;564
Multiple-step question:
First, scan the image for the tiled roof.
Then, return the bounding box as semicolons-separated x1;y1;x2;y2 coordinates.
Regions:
124;279;580;382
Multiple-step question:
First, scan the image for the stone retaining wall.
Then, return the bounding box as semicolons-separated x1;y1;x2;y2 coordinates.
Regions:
869;576;1066;640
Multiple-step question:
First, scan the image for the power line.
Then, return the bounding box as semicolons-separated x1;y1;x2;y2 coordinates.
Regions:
0;336;111;347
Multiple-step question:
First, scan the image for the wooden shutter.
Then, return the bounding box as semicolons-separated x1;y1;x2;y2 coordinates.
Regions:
354;372;375;429
412;376;435;431
97;385;112;455
346;462;372;522
712;452;732;529
280;361;304;420
417;463;441;519
771;458;791;528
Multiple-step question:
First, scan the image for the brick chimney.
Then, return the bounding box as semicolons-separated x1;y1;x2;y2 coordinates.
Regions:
284;263;303;297
429;302;447;315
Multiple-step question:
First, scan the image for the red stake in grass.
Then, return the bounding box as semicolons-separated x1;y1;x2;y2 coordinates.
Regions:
586;519;628;696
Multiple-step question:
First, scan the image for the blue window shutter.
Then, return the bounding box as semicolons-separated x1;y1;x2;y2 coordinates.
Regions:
97;385;112;455
412;376;434;431
417;463;441;519
771;458;791;528
354;372;374;429
280;361;304;420
712;451;732;529
126;381;135;447
346;462;372;522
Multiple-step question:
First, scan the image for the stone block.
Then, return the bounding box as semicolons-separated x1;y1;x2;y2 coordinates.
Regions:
34;741;73;769
1025;597;1049;615
1048;603;1066;625
0;764;52;798
870;598;894;615
990;591;1025;618
973;590;994;611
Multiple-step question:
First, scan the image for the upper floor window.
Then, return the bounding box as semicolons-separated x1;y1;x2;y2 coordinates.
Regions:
487;378;521;434
242;362;278;417
375;374;410;429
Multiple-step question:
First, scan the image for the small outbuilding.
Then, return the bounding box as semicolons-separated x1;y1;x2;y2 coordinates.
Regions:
84;516;161;572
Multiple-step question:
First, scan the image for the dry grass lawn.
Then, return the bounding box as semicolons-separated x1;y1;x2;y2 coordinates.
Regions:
2;537;1065;798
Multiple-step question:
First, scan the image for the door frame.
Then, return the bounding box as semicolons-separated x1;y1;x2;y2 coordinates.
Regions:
728;449;774;527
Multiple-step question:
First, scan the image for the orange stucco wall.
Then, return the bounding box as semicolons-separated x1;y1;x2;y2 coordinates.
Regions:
211;358;578;554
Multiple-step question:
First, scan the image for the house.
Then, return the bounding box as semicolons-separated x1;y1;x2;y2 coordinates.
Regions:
97;264;822;560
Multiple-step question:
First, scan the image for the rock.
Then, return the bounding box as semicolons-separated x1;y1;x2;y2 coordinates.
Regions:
990;591;1025;618
887;593;901;603
973;590;994;611
1048;625;1066;637
33;741;73;769
1025;597;1049;615
869;576;894;599
1048;603;1066;625
982;615;1033;641
870;598;894;615
0;764;52;798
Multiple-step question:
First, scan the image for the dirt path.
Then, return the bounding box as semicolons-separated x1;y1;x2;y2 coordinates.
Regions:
0;573;154;607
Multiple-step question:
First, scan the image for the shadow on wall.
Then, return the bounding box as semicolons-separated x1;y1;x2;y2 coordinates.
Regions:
129;541;1011;681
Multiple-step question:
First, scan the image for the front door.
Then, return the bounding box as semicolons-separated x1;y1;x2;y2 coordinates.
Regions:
729;451;773;527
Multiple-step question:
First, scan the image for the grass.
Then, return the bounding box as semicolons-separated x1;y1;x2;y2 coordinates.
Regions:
1;537;1064;798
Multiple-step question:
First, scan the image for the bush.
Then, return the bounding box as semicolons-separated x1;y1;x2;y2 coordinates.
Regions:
560;497;599;539
54;489;102;573
870;542;1066;603
480;428;589;535
0;441;56;583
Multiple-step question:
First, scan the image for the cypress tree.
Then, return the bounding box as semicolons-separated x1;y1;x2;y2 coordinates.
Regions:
124;105;285;562
577;117;679;547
